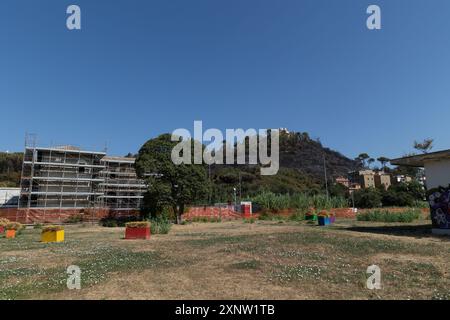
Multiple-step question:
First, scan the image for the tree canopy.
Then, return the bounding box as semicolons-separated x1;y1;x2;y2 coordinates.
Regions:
135;134;210;223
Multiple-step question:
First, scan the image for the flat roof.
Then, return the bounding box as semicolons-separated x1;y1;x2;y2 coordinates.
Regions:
26;146;106;156
390;149;450;167
101;156;136;163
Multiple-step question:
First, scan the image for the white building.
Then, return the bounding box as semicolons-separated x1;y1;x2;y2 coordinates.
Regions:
391;149;450;235
0;188;20;207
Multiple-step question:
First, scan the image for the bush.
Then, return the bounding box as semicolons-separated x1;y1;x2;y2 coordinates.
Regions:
64;214;84;224
288;210;305;221
249;191;347;212
0;218;10;227
353;188;382;208
244;217;256;224
390;181;425;201
42;225;64;232
102;219;118;228
149;215;171;234
381;190;415;207
6;222;23;231
413;200;429;209
357;209;421;223
125;221;151;228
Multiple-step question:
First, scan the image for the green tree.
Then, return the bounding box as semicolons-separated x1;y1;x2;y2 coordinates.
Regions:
377;157;390;170
355;153;370;168
329;183;348;198
135;134;211;224
353;188;382;208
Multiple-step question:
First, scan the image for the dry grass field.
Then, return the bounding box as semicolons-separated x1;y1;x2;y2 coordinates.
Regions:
1;219;449;300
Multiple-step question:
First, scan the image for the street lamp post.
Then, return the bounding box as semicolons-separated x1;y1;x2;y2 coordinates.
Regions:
233;187;237;210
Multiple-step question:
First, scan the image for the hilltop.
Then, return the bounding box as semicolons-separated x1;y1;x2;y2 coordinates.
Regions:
209;131;359;201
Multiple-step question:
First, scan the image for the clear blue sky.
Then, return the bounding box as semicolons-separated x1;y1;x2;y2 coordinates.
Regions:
1;0;449;161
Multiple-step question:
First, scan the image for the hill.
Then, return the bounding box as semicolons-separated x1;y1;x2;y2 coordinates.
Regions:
209;131;359;202
0;152;23;187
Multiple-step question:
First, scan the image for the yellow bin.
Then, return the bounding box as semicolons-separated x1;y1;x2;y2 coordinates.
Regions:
41;230;65;243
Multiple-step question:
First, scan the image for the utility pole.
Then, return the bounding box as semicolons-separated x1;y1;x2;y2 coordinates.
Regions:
238;172;242;203
323;153;329;200
208;164;211;204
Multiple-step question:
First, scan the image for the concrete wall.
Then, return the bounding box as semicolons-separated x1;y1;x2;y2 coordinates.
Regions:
425;159;450;189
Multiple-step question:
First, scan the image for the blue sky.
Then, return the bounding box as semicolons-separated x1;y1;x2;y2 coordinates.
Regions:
1;0;449;161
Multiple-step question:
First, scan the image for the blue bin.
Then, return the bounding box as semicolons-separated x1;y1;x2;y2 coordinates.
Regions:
318;216;331;226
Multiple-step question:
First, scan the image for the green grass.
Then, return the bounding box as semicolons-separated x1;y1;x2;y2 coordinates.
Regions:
1;220;448;300
0;248;166;299
149;219;172;234
258;211;305;222
357;209;421;223
229;260;262;270
0;228;170;299
189;216;222;223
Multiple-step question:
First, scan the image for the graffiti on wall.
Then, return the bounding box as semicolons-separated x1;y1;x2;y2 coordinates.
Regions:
428;186;450;229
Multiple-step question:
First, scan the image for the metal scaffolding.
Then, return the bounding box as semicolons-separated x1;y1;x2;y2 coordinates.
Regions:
98;156;146;210
18;137;146;220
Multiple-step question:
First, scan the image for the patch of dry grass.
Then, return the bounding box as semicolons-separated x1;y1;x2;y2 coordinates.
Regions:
0;219;449;300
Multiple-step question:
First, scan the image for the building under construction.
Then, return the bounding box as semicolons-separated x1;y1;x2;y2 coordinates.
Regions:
10;144;146;224
99;156;147;211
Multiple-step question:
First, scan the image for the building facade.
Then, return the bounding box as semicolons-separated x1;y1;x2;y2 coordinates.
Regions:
349;170;392;190
8;145;146;224
19;146;106;210
391;150;450;235
99;156;146;211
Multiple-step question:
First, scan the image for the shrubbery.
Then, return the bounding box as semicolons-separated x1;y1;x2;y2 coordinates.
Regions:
249;191;347;212
353;188;382;208
64;214;84;224
0;218;10;227
125;221;150;228
5;222;23;231
42;225;64;232
149;215;171;234
357;209;421;223
352;181;427;209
